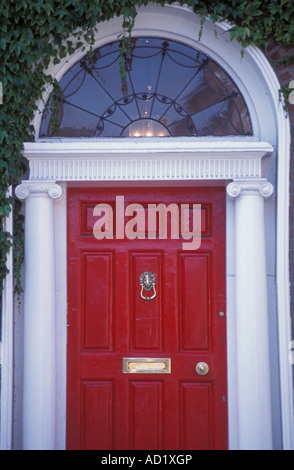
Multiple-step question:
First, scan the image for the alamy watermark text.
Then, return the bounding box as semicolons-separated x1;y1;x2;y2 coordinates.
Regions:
93;196;202;251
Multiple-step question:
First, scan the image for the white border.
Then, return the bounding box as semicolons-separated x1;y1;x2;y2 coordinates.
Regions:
7;4;293;449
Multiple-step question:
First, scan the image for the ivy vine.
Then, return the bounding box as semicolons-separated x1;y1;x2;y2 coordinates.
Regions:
0;0;293;299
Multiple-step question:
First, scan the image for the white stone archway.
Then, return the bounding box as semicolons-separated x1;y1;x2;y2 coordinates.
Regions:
9;4;293;450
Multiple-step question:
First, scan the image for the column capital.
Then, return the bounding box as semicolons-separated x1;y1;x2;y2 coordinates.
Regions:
15;180;63;201
227;178;274;200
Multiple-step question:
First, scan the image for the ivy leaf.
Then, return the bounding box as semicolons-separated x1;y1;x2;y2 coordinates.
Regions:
43;2;55;15
1;6;9;18
0;203;12;217
15;1;27;12
245;1;263;16
0;37;6;50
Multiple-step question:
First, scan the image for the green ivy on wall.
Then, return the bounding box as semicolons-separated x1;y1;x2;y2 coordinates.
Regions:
0;0;293;298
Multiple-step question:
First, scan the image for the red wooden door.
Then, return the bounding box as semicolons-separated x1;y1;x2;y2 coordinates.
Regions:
67;187;227;450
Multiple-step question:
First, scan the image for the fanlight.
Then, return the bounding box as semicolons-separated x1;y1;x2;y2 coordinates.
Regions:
40;38;252;138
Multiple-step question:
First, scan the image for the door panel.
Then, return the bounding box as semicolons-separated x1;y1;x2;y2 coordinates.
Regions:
180;383;211;450
130;252;162;351
81;380;113;450
130;381;163;450
82;252;114;350
67;187;227;450
179;253;210;351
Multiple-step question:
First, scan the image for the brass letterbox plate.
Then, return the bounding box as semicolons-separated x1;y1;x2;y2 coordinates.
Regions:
123;358;171;374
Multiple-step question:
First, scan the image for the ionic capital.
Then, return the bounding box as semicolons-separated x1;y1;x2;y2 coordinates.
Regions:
227;179;274;199
15;181;63;201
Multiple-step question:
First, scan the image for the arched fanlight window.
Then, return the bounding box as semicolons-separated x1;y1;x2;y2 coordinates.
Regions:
40;38;252;138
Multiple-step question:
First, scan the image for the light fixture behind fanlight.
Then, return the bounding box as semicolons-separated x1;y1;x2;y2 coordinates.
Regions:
122;119;170;137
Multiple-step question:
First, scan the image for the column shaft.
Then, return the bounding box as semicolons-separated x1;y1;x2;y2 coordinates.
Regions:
16;181;62;450
228;179;273;450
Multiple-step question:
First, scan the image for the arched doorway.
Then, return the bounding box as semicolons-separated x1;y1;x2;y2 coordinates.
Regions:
39;34;254;451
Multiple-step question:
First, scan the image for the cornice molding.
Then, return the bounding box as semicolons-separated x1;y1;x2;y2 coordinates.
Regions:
23;140;273;182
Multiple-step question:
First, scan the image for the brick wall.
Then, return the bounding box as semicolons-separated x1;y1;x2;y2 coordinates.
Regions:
264;41;294;333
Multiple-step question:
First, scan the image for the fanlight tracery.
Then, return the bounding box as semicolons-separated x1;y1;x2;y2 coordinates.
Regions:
40;38;252;138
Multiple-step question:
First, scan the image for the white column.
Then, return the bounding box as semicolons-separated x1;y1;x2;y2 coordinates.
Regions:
227;178;274;450
16;181;63;450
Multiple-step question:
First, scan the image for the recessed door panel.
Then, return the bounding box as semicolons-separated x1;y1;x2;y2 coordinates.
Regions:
130;252;162;351
82;252;113;351
180;383;212;450
179;253;210;351
129;381;163;450
81;380;113;450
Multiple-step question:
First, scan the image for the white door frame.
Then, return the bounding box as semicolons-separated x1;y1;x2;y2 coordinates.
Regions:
2;4;292;450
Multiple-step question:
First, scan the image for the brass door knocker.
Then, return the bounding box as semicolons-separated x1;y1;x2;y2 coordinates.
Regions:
139;272;157;301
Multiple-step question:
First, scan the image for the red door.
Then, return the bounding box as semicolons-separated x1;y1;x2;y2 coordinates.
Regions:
67;187;227;450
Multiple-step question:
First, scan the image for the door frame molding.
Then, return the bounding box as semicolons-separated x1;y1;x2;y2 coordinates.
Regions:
8;4;293;450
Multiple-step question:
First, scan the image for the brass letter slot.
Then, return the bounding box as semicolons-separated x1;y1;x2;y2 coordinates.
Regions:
123;358;171;374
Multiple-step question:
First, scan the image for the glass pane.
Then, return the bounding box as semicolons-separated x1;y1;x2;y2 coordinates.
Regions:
40;38;252;138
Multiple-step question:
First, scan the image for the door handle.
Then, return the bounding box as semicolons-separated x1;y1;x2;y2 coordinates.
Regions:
139;271;156;301
196;362;210;376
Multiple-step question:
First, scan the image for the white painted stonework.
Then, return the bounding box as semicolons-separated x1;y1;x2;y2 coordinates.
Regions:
15;182;63;450
2;4;293;451
26;139;271;181
227;179;274;449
